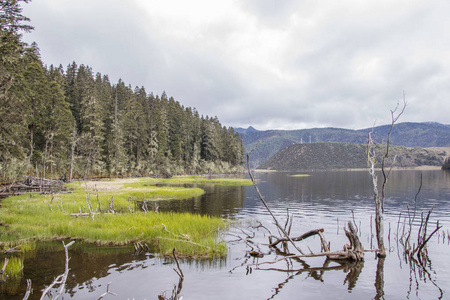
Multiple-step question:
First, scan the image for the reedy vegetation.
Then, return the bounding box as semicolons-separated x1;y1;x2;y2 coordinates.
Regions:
0;176;250;257
0;0;244;184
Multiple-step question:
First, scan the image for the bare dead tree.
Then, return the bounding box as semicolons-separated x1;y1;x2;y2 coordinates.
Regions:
367;97;406;257
158;248;184;300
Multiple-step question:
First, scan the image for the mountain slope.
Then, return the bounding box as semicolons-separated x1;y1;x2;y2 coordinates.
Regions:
258;143;450;171
238;122;450;167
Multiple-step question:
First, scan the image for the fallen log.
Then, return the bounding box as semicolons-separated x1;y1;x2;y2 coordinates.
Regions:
0;176;66;198
269;228;324;247
70;213;91;217
327;222;364;261
264;222;364;263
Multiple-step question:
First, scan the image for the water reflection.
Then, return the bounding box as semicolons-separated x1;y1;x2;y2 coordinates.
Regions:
1;170;449;299
135;184;246;218
261;259;365;300
374;257;385;300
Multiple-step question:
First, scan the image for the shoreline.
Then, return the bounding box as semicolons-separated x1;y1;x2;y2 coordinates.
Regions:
253;165;444;172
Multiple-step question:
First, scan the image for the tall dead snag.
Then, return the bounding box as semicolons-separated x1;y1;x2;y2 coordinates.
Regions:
367;98;406;257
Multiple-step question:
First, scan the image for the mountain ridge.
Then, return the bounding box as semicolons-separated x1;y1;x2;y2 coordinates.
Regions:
236;122;450;167
258;142;450;171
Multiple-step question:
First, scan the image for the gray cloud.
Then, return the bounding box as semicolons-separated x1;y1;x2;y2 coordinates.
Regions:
22;0;450;130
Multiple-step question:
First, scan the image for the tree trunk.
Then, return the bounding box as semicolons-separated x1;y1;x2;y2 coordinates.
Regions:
69;123;76;182
50;133;54;179
375;196;386;257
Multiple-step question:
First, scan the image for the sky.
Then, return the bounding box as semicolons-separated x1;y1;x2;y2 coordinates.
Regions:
21;0;450;130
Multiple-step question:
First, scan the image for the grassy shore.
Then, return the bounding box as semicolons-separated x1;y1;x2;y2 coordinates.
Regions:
0;176;251;258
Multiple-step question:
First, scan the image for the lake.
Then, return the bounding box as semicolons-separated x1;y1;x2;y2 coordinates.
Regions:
2;169;450;299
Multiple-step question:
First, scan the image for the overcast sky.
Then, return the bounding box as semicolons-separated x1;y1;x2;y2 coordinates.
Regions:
22;0;450;130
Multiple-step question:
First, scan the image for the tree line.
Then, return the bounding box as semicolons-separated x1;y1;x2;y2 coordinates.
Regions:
0;0;244;183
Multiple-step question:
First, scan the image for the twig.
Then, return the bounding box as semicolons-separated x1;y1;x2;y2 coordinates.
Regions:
172;248;184;279
127;196;133;213
108;197;115;213
96;282;117;299
162;224;189;240
154;237;208;249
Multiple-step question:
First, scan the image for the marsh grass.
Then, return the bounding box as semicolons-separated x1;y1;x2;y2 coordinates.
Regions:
136;176;252;187
2;257;24;280
0;257;24;294
0;176;245;257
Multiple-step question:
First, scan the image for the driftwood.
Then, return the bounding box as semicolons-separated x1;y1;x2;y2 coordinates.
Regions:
269;228;325;247
328;222;364;261
246;144;305;256
246;143;365;264
0;176;65;199
263;222;364;263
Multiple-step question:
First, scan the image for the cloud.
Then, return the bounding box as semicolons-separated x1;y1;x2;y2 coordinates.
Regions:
22;0;450;130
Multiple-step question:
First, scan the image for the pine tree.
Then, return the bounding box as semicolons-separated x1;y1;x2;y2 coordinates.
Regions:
1;1;245;180
0;0;33;181
77;65;105;178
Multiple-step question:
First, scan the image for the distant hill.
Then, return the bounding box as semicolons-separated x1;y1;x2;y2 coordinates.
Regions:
258;142;450;171
236;122;450;167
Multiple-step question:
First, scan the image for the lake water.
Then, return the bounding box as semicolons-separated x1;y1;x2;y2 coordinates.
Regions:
2;169;450;299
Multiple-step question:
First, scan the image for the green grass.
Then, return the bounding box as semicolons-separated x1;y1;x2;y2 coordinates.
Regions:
3;257;24;279
0;176;250;258
128;176;252;187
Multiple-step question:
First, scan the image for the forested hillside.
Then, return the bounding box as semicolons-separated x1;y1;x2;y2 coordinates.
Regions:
0;1;244;183
259;143;450;171
237;122;450;167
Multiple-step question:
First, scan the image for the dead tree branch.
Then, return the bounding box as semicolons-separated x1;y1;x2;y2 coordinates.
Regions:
246;142;305;255
159;248;184;300
40;241;75;300
260;222;364;263
23;279;32;300
269;229;325;247
96;282;117;300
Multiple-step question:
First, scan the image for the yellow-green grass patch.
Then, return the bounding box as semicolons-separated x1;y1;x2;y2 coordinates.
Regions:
0;176;251;258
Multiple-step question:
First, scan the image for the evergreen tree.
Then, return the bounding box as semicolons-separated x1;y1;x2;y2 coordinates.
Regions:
0;0;245;180
77;65;105;177
146;92;158;170
0;0;33;181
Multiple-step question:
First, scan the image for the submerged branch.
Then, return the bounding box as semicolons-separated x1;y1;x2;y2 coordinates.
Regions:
40;240;75;300
246;143;305;255
269;229;324;247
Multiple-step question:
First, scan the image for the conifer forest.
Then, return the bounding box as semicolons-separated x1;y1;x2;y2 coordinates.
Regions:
0;0;244;183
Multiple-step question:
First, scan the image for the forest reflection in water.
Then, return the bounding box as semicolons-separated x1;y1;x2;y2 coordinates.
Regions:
1;170;449;299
